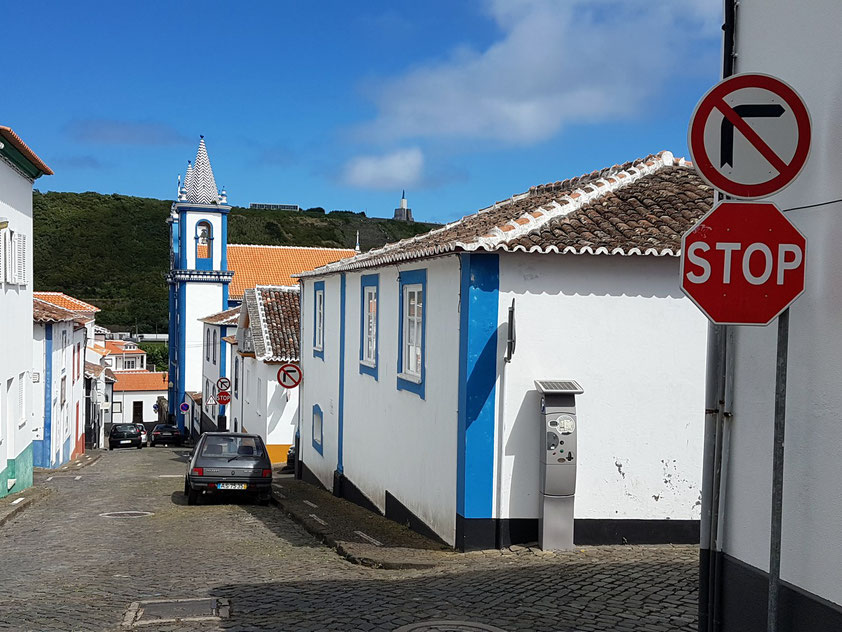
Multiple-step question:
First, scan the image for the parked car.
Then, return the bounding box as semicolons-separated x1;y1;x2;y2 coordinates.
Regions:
149;424;183;447
134;423;148;446
108;424;142;450
184;433;272;505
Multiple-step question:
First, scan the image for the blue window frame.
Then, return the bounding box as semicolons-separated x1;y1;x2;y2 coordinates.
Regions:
359;274;379;379
397;268;426;399
313;281;325;359
195;220;213;271
312;404;324;455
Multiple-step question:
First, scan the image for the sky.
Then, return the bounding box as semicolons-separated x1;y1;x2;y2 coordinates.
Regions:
5;1;722;223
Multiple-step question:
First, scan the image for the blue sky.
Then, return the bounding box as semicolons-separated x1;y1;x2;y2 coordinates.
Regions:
6;1;721;223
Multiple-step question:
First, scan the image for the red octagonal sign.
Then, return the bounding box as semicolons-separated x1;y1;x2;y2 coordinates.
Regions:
681;201;806;325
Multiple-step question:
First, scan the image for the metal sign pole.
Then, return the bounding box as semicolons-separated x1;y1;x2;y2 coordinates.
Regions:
767;307;789;632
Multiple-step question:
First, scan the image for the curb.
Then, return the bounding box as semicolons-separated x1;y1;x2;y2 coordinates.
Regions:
269;490;437;570
0;497;32;528
0;487;51;529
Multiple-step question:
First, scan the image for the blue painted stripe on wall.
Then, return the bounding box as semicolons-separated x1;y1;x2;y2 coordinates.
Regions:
337;274;346;473
168;282;177;416
221;214;228;270
177;282;187;433
34;325;53;468
456;253;500;519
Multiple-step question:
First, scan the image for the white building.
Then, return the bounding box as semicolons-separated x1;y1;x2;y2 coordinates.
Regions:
32;298;88;467
103;340;147;370
0;126;52;497
698;2;842;629
198;306;239;432
297;152;711;549
83;360;115;449
111;371;169;426
229;286;300;464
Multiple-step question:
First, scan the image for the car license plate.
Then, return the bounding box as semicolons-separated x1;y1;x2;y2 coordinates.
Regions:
218;483;247;490
120;440;131;444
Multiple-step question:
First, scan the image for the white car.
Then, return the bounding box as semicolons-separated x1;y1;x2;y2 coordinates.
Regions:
134;423;148;447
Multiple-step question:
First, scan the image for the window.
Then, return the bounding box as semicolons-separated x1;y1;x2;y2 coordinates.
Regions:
206;329;211;361
312;404;323;455
234;357;239;397
124;359;136;370
359;274;379;379
195;220;213;266
61;376;67;406
0;227;9;283
313;281;325;359
205;379;210;411
76;343;81;382
113;401;123;414
212;329;217;365
3;231;26;286
18;373;24;422
397;269;426;398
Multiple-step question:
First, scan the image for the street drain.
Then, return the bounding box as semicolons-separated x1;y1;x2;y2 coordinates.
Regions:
99;511;154;518
395;623;508;632
121;597;230;627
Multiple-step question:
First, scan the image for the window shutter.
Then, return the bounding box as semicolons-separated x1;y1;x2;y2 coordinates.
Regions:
17;233;26;285
0;230;5;283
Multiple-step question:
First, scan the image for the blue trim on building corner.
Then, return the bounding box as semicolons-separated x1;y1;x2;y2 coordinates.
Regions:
177;282;187;433
359;274;379;380
221;214;228;270
396;268;426;399
312;404;324;455
337;274;346;473
313;281;325;360
33;324;53;468
456;253;499;520
168;282;177;416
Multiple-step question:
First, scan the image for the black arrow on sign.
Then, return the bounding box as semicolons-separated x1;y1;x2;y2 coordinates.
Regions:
720;104;785;167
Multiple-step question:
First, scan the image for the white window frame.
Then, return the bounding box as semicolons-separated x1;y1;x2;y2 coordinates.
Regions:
401;283;424;379
362;286;377;366
314;289;325;351
113;401;122;414
124;358;136;370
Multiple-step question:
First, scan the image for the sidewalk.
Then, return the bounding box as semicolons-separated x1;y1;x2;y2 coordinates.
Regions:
271;469;459;569
0;450;103;529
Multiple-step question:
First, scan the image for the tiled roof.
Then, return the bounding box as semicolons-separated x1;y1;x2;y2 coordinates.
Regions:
104;340;146;355
89;344;110;357
84;362;104;379
227;245;355;299
112;370;169;392
299;152;713;277
104;368;117;383
244;286;300;363
33;292;100;313
187;391;202;403
199;306;240;325
33;298;81;323
0;126;53;176
222;335;237;344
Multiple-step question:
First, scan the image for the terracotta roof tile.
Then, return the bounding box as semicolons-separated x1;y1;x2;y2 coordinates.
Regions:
33;298;80;323
227;245;355;299
245;286;300;363
84;362;104;379
298;152;713;276
0;126;53;175
200;306;240;325
33;292;100;313
222;335;237;344
112;370;169;392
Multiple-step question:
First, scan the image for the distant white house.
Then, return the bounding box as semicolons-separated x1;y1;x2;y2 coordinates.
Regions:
0;125;52;497
297;152;711;550
197;306;239;433
103;340;148;370
32;298;88;467
111;371;169;426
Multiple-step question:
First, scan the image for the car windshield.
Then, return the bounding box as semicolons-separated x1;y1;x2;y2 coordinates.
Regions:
200;436;263;458
112;425;137;433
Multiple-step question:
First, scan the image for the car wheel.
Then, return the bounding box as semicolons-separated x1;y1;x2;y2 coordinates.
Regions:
109;446;113;451
187;488;199;506
136;444;142;450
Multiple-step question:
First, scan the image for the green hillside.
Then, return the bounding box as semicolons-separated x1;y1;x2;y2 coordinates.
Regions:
32;191;438;332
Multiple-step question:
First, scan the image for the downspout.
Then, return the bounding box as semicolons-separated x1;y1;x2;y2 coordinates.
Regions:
699;2;736;631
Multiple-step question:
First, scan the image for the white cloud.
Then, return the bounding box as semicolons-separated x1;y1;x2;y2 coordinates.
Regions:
342;147;424;190
355;0;720;145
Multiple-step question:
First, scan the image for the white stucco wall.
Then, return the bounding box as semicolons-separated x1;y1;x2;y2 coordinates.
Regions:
201;322;222;421
300;256;462;544
235;356;297;461
183;283;225;393
497;253;708;521
112;390;166;425
0;159;34;481
719;0;842;607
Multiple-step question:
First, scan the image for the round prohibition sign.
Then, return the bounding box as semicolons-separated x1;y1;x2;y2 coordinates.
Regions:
277;363;302;389
216;376;231;391
179;402;190;413
688;73;811;199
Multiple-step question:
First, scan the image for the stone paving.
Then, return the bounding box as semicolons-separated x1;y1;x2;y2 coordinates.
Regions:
0;447;698;631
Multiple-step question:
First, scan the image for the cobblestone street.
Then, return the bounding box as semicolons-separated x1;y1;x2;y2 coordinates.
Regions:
0;448;698;631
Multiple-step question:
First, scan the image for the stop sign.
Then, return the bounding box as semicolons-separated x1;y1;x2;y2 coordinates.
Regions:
681;201;806;325
216;391;231;405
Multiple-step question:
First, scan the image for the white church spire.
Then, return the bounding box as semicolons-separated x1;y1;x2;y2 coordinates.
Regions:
186;136;219;205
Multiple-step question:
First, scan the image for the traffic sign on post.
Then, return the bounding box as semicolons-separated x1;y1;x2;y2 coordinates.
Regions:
680;201;806;325
217;391;231;406
205;394;218;407
277;364;302;389
688;73;811;199
216;377;231;391
179;402;190;413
